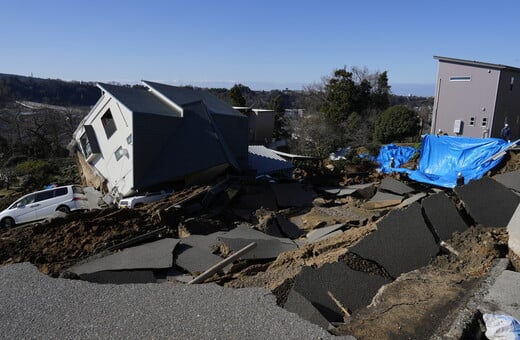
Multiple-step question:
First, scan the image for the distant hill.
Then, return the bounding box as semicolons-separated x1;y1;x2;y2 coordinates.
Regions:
0;72;432;111
0;73;100;106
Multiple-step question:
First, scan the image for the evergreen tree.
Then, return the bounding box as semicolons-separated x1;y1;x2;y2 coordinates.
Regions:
229;84;246;107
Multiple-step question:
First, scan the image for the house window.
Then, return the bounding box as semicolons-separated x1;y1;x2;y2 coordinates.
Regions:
449;76;471;81
80;133;93;158
511;76;515;91
482;117;488;127
79;125;101;159
114;146;126;161
469;117;475;126
101;109;117;139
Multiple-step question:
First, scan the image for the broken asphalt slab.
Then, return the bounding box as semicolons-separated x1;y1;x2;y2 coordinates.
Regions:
69;238;180;276
362;191;403;210
306;223;345;243
270;182;314;207
78;270;157;284
284;289;334;331
174;243;225;274
0;263;346;339
217;225;297;260
379;177;415;195
454;176;520;227
396;192;427;208
286;262;391;323
422;192;468;241
350;202;439;278
319;183;375;198
276;214;305;239
493;171;520;193
219;237;297;260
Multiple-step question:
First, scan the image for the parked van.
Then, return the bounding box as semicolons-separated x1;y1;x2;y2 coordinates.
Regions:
0;185;89;228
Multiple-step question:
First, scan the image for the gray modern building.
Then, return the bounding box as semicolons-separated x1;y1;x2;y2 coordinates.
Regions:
431;56;520;139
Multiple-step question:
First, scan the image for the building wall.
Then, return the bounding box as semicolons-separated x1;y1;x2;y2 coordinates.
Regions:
432;61;500;137
494;70;520;140
75;93;134;197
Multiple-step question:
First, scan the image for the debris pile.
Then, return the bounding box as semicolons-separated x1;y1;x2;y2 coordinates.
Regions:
1;154;520;338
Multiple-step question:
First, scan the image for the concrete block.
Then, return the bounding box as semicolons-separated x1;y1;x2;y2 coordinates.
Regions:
362;191;403;210
270;183;314;207
482;270;520;321
379;177;414;195
350;203;439;278
289;262;391;322
507;204;520;258
422;192;468;241
70;238;179;275
493;171;520;192
454;177;520;227
283;290;332;330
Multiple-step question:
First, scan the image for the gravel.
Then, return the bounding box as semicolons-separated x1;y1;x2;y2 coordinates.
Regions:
0;263;350;339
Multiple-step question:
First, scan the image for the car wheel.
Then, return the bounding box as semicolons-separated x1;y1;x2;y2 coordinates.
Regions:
57;206;70;214
133;203;144;209
1;217;15;229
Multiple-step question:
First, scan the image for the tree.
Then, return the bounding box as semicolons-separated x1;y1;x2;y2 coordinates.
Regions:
371;71;391;111
229;84;246;107
321;67;360;123
373;105;420;143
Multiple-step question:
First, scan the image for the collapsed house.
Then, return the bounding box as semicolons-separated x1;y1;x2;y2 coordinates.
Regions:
70;81;248;199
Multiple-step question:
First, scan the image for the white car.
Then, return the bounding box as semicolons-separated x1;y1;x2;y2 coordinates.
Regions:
118;190;173;209
0;185;89;228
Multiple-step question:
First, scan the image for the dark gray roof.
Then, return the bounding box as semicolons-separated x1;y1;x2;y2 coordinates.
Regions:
434;56;520;73
142;81;244;117
97;83;181;117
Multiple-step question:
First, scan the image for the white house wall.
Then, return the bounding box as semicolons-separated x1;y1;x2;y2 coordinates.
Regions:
77;92;135;197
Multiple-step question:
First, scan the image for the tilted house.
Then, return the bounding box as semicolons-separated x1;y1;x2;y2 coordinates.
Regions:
71;81;248;198
431;56;520;139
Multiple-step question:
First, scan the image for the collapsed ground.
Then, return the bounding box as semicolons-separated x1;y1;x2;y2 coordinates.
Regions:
0;153;519;339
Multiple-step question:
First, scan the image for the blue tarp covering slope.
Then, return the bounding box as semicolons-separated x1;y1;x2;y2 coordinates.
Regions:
384;135;514;188
376;144;418;173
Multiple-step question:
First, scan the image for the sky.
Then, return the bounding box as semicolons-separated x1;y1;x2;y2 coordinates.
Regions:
1;1;520;97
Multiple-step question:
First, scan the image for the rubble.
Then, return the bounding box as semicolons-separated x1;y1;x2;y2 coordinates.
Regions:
1;148;520;338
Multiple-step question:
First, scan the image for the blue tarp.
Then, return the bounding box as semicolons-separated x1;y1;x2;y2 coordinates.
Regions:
378;135;515;188
376;144;418;173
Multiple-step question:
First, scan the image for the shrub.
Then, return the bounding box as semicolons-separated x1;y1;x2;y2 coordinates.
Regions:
373;105;420;144
14;159;58;190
